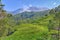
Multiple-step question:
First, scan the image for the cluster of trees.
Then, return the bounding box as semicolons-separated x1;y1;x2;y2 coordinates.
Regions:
0;5;60;40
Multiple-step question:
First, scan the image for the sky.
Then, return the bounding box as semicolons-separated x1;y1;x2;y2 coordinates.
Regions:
2;0;60;11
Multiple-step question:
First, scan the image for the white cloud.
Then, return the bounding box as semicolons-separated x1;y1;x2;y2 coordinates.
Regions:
29;4;33;7
53;2;56;5
23;5;29;11
23;4;33;11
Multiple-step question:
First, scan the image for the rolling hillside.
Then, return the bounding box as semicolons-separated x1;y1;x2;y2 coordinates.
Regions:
0;5;60;40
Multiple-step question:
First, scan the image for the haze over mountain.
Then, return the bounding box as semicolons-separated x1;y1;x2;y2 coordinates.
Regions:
12;6;49;15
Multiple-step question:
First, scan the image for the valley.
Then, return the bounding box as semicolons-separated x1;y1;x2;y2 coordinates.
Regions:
0;0;60;40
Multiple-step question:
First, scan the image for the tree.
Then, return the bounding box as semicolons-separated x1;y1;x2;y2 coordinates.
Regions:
54;12;60;40
48;20;54;32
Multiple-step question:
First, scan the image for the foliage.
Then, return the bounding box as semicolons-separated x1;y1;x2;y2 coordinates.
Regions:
0;5;60;40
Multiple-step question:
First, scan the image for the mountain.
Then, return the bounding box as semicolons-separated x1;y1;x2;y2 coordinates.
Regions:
12;10;49;21
12;5;60;21
1;5;60;40
55;5;60;12
12;6;49;15
28;7;48;12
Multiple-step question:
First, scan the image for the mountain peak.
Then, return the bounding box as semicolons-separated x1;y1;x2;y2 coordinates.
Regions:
12;6;49;15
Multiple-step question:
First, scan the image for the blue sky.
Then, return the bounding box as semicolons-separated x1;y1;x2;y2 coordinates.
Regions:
2;0;60;11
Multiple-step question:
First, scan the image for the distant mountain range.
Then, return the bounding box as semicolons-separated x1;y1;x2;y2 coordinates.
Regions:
10;5;60;23
12;6;49;15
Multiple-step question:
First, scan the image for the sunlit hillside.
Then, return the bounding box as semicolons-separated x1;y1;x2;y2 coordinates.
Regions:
0;0;60;40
